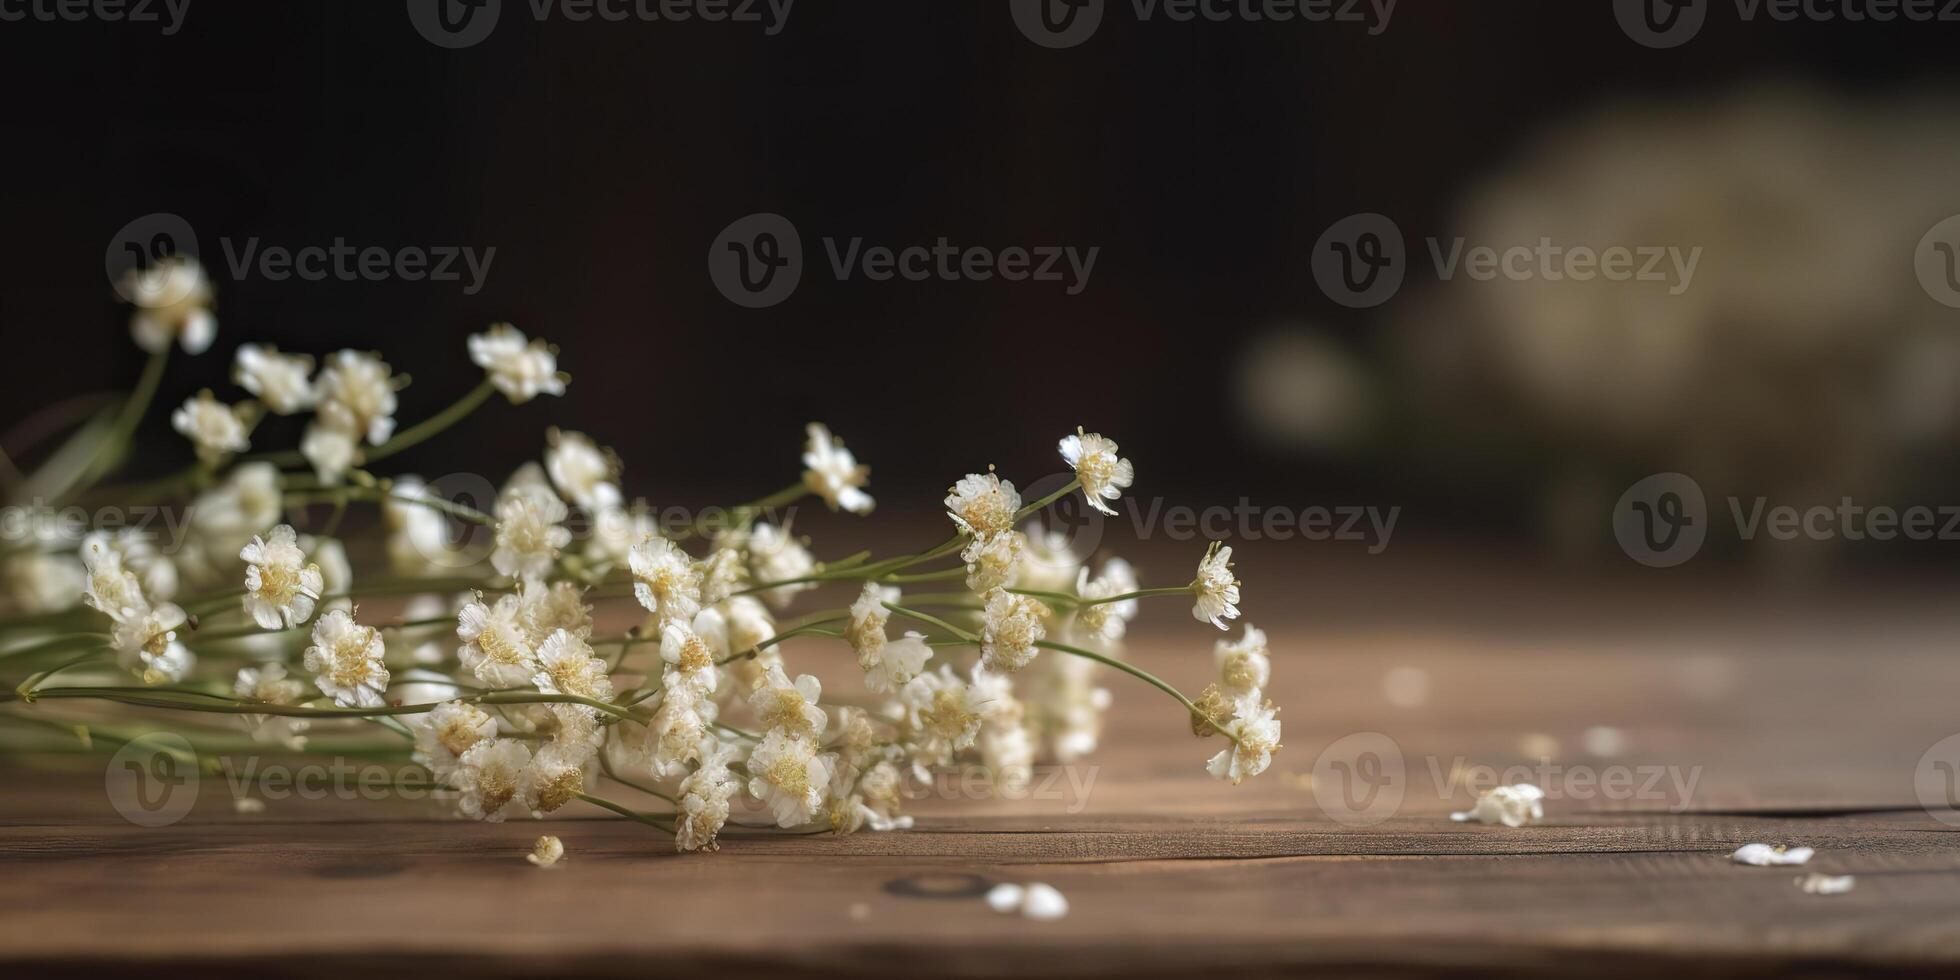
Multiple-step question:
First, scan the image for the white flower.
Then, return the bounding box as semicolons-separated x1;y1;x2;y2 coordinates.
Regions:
384;476;457;575
469;323;567;404
313;350;401;446
4;552;84;614
491;483;571;582
411;700;498;779
1059;428;1134;516
231;344;315;414
452;738;533;822
300;422;360;485
301;608;390;708
746;728;830;828
79;534;149;620
124;256;216;355
543;429;620;510
721;594;780;694
1025;652;1111;764
846;583;932;693
676;739;742;852
170;390;253;464
801;422;873;514
642;682;712;778
1213;624;1269;697
749;664;827;739
1451;783;1546;827
986;884;1025;914
1018;523;1082;594
235;663;310;750
533;629;614;701
697;547;746;608
456;593;538;689
526;835;565;868
629;535;702;626
585;501;657;567
299;535;353;597
1732;843;1815;867
1192;541;1241;630
980;587;1046;673
521;579;592;641
112;602;193;685
744;522;815;610
961;529;1023;593
945;472;1020;538
660;620;721;697
524;742;593;814
1073;558;1139;642
239;525;324;630
1206;695;1281;785
901;665;986;768
1021;883;1070;921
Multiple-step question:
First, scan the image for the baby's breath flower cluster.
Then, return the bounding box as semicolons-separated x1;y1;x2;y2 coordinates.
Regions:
0;257;1284;854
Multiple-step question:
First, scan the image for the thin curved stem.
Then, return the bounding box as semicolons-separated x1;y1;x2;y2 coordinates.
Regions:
363;379;496;465
1036;639;1239;746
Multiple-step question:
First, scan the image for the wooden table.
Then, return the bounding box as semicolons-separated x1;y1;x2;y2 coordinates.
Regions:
6;550;1960;976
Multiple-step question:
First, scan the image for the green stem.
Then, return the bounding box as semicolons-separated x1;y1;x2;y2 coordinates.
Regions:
1015;477;1081;520
363;380;496;465
1036;639;1239;746
74;347;170;491
883;602;977;642
575;791;676;832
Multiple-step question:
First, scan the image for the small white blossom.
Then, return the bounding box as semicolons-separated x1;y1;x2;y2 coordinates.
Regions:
1451;783;1547;827
801;422;873;514
112;602;193;685
543;429;620;510
750;664;828;739
643;681;713;778
491;483;571;582
961;529;1024;593
79;534;149;620
521;579;592;641
1073;557;1139;642
585;502;657;567
313;349;401;446
660;620;722;697
384;476;456;575
846;583;932;693
231;344;316;414
533;629;614;702
170;390;253;464
4;552;84;614
1059;428;1134;516
235;663;310;749
299;535;353;597
676;738;742;853
456;593;538;689
1018;523;1081;594
1213;624;1270;697
746;728;830;828
469;323;567;404
745;522;816;610
300;422;361;484
239;525;324;630
524;742;594;815
1206;694;1281;785
980;587;1046;673
901;665;986;767
1796;873;1855;895
1192;541;1241;630
124;256;216;355
412;700;498;779
302;608;390;708
629;535;702;626
945;472;1020;539
1021;882;1070;921
452;738;533;822
721;594;781;694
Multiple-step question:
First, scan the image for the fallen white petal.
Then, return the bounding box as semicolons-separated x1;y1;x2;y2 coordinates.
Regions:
986;883;1026;914
1021;882;1069;921
1732;843;1814;867
1796;873;1855;895
1450;783;1546;827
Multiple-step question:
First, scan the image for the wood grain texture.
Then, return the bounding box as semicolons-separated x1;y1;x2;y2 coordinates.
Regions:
6;553;1960;976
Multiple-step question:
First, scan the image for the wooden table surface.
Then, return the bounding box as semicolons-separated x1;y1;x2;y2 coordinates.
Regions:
6;549;1960;977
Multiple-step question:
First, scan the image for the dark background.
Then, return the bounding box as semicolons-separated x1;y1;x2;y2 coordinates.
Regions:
2;1;1955;538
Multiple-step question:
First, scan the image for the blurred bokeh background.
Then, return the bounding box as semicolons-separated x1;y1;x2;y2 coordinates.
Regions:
4;0;1960;572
